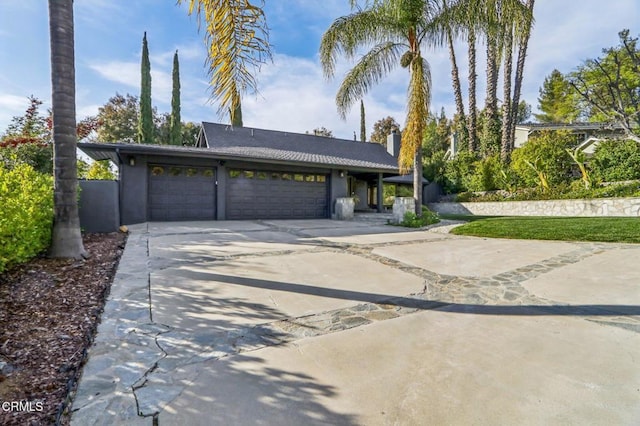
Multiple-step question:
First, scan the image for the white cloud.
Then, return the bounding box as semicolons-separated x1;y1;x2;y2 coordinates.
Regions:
0;94;40;131
239;54;407;139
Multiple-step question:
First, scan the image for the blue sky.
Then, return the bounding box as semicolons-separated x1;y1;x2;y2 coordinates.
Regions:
1;0;639;140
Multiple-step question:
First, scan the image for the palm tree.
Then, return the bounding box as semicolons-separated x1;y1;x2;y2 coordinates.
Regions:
508;0;535;151
48;0;86;258
481;0;532;158
178;0;271;127
441;0;467;148
436;0;485;153
320;0;437;215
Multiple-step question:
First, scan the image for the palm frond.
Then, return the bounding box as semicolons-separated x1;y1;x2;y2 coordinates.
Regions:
178;0;271;121
320;9;400;79
335;42;404;119
399;56;431;172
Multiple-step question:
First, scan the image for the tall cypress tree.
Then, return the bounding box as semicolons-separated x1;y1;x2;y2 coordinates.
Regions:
360;100;366;142
169;50;182;145
138;31;154;144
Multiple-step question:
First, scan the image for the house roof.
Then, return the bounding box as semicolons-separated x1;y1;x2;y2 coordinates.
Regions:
79;122;399;173
198;122;398;171
383;174;429;185
515;122;625;132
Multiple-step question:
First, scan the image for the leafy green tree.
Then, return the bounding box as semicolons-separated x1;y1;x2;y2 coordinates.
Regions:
181;122;202;146
570;29;640;142
443;149;478;193
0;96;53;174
516;100;532;123
178;0;271;126
48;0;86;258
321;0;438;214
169;50;182;146
86;161;116;180
422;110;451;186
138;32;154;143
307;127;334;138
534;69;581;123
97;93;139;143
590;140;640;182
510;130;576;187
370;116;400;145
2;96;50;142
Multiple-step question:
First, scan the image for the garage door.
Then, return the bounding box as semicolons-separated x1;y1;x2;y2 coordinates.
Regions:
226;169;328;219
148;165;216;221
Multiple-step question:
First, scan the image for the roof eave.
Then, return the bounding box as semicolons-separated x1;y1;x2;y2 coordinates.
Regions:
78;143;398;173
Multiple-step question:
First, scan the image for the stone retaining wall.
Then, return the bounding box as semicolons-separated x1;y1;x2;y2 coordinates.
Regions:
427;197;640;217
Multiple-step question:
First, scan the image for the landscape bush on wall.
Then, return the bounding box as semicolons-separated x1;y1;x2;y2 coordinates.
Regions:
590;139;640;182
510;131;576;188
0;164;53;273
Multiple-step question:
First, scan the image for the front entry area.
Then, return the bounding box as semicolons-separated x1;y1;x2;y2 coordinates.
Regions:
226;169;328;220
148;165;216;221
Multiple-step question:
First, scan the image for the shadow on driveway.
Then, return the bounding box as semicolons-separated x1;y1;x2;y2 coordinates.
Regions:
171;269;640;317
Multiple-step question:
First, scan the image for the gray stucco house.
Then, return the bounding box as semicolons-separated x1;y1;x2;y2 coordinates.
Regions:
79;122;401;225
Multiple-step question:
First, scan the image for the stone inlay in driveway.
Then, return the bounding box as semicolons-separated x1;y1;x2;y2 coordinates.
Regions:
372;237;577;277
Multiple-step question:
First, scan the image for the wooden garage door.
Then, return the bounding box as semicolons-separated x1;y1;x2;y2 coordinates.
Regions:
226;169;328;220
148;165;216;221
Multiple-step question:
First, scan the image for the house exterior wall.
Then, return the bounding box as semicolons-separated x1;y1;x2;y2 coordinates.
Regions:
120;156;148;225
514;127;529;148
329;169;348;218
117;154;348;223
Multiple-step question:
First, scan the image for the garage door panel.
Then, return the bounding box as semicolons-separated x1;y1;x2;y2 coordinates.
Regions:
226;169;328;220
148;165;216;221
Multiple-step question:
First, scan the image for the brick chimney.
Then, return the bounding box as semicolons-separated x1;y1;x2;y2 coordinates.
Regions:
386;129;401;157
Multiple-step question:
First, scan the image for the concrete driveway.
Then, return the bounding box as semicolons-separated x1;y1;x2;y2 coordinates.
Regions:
71;218;640;425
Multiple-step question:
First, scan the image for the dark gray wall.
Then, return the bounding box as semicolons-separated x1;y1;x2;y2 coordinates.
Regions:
79;180;120;232
423;182;443;203
120;156;149;225
329;169;348;217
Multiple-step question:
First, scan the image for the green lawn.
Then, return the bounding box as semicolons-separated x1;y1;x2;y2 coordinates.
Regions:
443;215;640;243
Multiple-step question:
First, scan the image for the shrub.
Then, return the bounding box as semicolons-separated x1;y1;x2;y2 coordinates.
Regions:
0;142;53;175
443;150;478;193
510;131;576;188
0;163;54;273
590;139;640;182
85;160;116;180
468;155;503;192
400;206;440;228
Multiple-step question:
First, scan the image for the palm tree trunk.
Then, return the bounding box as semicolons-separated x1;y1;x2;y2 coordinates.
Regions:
483;35;501;157
446;29;465;123
413;146;423;215
231;85;243;127
48;0;86;259
500;27;514;161
467;29;478;153
509;0;535;147
446;27;467;151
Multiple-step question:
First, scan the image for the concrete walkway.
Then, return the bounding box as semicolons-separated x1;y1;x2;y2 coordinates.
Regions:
71;218;640;425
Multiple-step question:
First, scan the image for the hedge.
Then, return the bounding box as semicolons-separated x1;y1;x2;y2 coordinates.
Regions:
0;163;53;273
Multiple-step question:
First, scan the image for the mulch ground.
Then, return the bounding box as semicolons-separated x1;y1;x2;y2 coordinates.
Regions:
0;232;127;426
